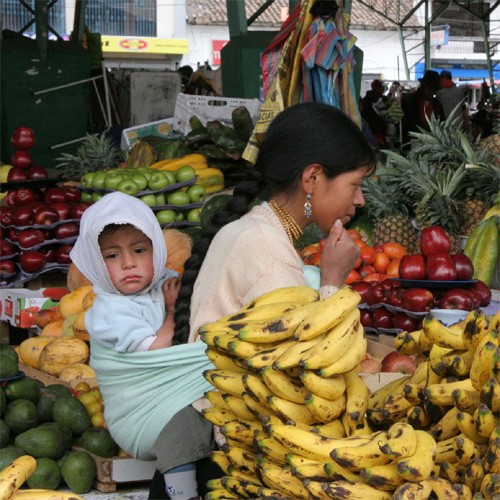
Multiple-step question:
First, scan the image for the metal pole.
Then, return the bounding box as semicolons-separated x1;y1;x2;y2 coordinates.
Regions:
33;75;103;96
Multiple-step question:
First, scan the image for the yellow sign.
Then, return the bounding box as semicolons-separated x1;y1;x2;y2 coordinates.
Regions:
101;36;188;55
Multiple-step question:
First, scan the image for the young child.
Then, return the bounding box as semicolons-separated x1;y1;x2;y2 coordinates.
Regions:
71;192;215;499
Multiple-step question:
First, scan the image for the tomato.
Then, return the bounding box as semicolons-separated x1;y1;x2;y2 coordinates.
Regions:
382;242;407;260
345;269;361;284
373;252;391;274
347;228;362;240
360;245;376;265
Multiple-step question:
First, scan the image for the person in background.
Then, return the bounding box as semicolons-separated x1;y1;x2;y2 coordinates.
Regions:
436;69;469;130
360;79;388;148
470;108;500;166
172;102;377;345
70;192;216;500
401;70;446;149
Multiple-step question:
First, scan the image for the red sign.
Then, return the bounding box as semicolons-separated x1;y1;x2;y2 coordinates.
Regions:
119;38;149;51
212;40;229;65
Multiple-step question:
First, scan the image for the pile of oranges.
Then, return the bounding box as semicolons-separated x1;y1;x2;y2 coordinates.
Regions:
299;229;408;284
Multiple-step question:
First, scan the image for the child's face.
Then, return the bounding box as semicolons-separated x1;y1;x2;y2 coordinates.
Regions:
99;226;154;295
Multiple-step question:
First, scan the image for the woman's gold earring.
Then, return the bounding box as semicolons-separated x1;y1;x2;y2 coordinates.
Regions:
304;193;312;218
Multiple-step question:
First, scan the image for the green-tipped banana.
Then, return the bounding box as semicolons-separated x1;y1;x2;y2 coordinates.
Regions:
397;430;437;481
241;286;321;310
260;365;309;404
299;370;346;401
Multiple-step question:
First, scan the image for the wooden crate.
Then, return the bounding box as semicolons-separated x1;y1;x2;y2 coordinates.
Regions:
19;363;97;390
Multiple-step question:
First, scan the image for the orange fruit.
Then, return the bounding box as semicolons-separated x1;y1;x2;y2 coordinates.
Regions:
86;401;102;417
74;382;91;393
373;252;391;274
363;272;384;283
382;242;407;260
360;245;376;265
347;229;362;241
354;239;367;249
386;258;401;278
345;269;361;284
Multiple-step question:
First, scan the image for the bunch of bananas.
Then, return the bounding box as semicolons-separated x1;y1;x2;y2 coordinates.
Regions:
199;285;497;499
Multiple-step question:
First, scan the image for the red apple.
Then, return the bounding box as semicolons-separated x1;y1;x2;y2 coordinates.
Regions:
364;279;397;306
401;287;435;312
69;202;91;220
350;281;372;303
17;228;45;249
399;254;426;280
7;166;28;182
60;185;81;203
5;190;18;207
12;150;32;169
55;243;73;264
34;206;59;225
392;312;419;332
0;239;15;256
54;222;79;240
450;253;474;281
468;280;492;307
12;206;35;227
372;307;394;329
439;288;475;311
40;245;58;263
358;354;382;373
0;207;15;226
359;309;373;328
26;165;48;180
386;287;403;308
43;187;66;205
420;226;451;257
11;126;35;150
14;188;38;206
380;351;417;374
8;228;19;242
0;259;16;275
49;202;71;221
426;253;457;281
19;250;46;273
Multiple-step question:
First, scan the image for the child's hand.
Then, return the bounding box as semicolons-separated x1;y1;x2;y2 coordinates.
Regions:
162;277;181;312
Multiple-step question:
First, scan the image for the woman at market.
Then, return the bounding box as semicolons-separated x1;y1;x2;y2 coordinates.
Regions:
172;101;377;346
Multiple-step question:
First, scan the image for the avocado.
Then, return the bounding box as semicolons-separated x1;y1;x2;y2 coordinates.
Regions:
0;419;10;448
0;345;18;364
45;384;73;399
0;354;18;379
0;387;6;417
37;389;59;422
4;399;39;434
78;427;119;458
0;446;25;471
26;457;62;490
14;426;65;460
61;450;96;494
52;397;91;436
4;376;41;403
38;422;73;451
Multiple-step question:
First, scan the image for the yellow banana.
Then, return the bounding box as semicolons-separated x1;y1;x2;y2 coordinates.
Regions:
470;329;499;391
341;414;374;437
463;457;485;492
318;323;367;377
487;307;500;333
456;410;488;444
451;387;481;413
260;366;308;404
237;300;324;343
205;487;238;499
436;435;478;466
204;369;246;397
379;421;418;459
290;460;329;480
407;404;432;430
474;403;498;439
272;335;325;370
394;329;422;355
258;459;310;499
241;373;274;405
226;338;277;359
425;378;475;406
244;338;299;370
241;285;321;310
425;476;472;499
360;462;405;490
205;389;231;411
439;460;466;483
294;285;361;341
224;444;258;473
368;375;410;411
480;472;500;498
393;480;433;499
410;358;429;385
299;369;346;401
0;455;38;500
206;478;224;491
267;395;316;425
201;330;236;348
240;392;277;420
483;437;500;474
299;308;360;369
254;437;290;465
343;369;369;429
314;418;347;438
285;453;317;468
403;382;425;405
429;342;455;361
381;394;413;423
221;394;257;421
463;308;489;352
434;349;474;378
11;491;86;500
210;450;231;474
397;430;437;481
205;348;252;374
305;392;347;424
202;407;239;427
323;459;368;482
220;476;262;498
492;345;500;382
418;329;433;353
303;479;333;500
429;406;461;442
220;419;264;446
221;301;304;324
322;480;393;499
480;376;500;413
423;314;466;350
269;423;372;463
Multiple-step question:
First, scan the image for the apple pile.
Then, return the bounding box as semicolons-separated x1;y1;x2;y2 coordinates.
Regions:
79;165;205;225
0;185;91;278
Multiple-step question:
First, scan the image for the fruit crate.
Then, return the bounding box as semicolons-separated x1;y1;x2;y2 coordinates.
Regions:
19;362;97;390
173;94;261;134
72;446;155;493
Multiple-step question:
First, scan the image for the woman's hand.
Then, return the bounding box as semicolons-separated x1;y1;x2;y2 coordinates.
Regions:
319;219;360;287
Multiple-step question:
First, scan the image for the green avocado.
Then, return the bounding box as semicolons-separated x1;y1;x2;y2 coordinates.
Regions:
14;426;66;460
52;397;91;436
26;457;62;490
4;376;41;403
4;399;39;434
60;450;96;494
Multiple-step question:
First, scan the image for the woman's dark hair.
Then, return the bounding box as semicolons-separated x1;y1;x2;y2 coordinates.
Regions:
172;102;376;344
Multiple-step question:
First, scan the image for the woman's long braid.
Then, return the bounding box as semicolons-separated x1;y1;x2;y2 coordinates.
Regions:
172;172;265;345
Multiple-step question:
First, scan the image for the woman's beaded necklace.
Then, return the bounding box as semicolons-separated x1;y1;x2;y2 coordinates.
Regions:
268;200;303;245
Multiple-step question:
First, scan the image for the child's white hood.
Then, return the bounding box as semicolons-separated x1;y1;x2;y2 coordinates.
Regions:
70;191;167;295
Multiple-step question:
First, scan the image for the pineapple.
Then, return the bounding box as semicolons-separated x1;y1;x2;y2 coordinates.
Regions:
55;132;124;181
362;175;419;253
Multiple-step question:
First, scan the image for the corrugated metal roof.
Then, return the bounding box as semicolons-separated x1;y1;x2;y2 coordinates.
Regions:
186;0;422;30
